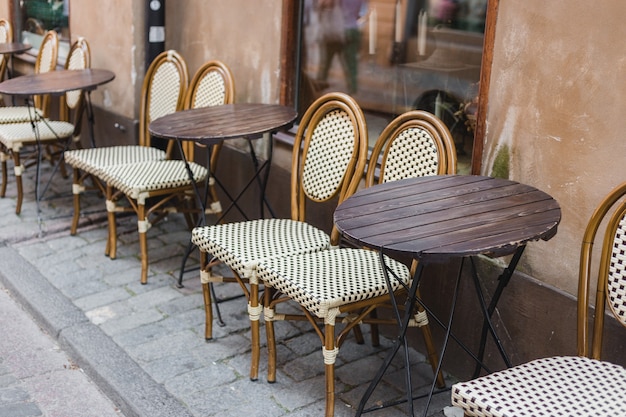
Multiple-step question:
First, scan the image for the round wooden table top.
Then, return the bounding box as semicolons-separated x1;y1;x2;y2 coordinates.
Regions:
334;175;562;259
149;103;298;146
0;42;31;55
0;68;115;96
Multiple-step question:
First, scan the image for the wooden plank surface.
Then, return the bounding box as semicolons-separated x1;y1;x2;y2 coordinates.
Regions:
335;175;561;259
149;103;297;144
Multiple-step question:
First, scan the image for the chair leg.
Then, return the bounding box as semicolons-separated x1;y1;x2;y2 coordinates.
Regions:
0;151;7;198
248;275;262;381
13;154;23;215
200;252;214;340
323;322;338;417
137;203;149;285
105;186;117;258
70;167;83;235
202;281;213;340
264;286;277;383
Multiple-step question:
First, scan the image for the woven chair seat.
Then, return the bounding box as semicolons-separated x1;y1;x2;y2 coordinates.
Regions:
99;159;207;200
0;120;74;152
0;107;44;124
191;218;331;280
257;248;410;318
451;356;626;417
64;146;166;176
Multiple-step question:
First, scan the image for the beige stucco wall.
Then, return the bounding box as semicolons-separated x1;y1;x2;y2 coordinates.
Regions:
483;0;626;296
69;1;144;119
165;0;283;104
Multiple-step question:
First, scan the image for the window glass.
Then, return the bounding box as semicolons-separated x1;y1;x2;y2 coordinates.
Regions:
14;0;70;63
299;0;486;173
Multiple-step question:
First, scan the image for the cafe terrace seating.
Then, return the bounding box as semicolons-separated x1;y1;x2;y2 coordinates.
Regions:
255;109;458;417
0;37;89;214
451;181;626;417
97;60;235;285
64;50;186;235
190;92;368;382
0;29;57;122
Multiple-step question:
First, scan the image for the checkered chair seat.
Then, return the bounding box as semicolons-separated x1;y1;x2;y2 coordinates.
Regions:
191;218;331;281
257;248;410;319
0;120;74;152
0;107;44;124
64;146;166;176
451;356;626;417
99;159;207;200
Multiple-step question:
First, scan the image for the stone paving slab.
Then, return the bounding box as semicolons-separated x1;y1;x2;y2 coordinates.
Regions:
0;283;124;417
0;163;464;417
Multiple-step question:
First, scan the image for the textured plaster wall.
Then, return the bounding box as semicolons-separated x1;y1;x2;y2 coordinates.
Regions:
69;0;143;119
484;0;626;296
165;0;283;105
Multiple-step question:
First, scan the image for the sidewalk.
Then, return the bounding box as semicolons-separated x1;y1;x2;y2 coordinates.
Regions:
0;164;463;417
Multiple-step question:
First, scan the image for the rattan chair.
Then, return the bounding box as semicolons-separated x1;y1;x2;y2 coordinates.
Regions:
98;60;235;285
0;30;58;123
255;110;458;417
182;59;236;221
0;37;89;214
64;50;187;235
451;181;626;417
0;18;13;83
190;92;368;382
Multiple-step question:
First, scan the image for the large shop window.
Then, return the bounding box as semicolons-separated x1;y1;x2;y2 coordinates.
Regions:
297;0;487;174
12;0;70;63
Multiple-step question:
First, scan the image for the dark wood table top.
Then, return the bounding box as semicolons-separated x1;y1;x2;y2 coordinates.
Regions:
0;68;115;96
149;103;298;145
334;175;561;260
0;42;31;55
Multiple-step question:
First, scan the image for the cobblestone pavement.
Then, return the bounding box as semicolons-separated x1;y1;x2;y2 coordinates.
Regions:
0;164;464;417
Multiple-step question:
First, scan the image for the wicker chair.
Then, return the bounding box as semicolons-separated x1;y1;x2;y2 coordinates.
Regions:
97;60;235;285
64;50;187;235
255;109;458;417
0;18;12;83
0;30;58;123
190;92;368;382
0;37;89;214
451;181;626;417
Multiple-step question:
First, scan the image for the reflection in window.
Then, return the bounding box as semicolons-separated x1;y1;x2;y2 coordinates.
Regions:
14;0;70;62
298;0;486;173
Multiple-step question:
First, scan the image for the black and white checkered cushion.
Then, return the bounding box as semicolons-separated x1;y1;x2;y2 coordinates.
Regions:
0;107;44;124
451;356;626;417
257;248;410;319
191;219;331;281
64;146;167;176
0;120;74;152
99;159;207;200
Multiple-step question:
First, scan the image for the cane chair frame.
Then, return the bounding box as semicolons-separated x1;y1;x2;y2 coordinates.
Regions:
191;92;368;383
101;50;189;281
184;60;236;218
0;30;57;125
257;110;458;417
451;181;626;417
0;18;12;83
103;59;236;286
65;50;186;236
0;37;87;214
